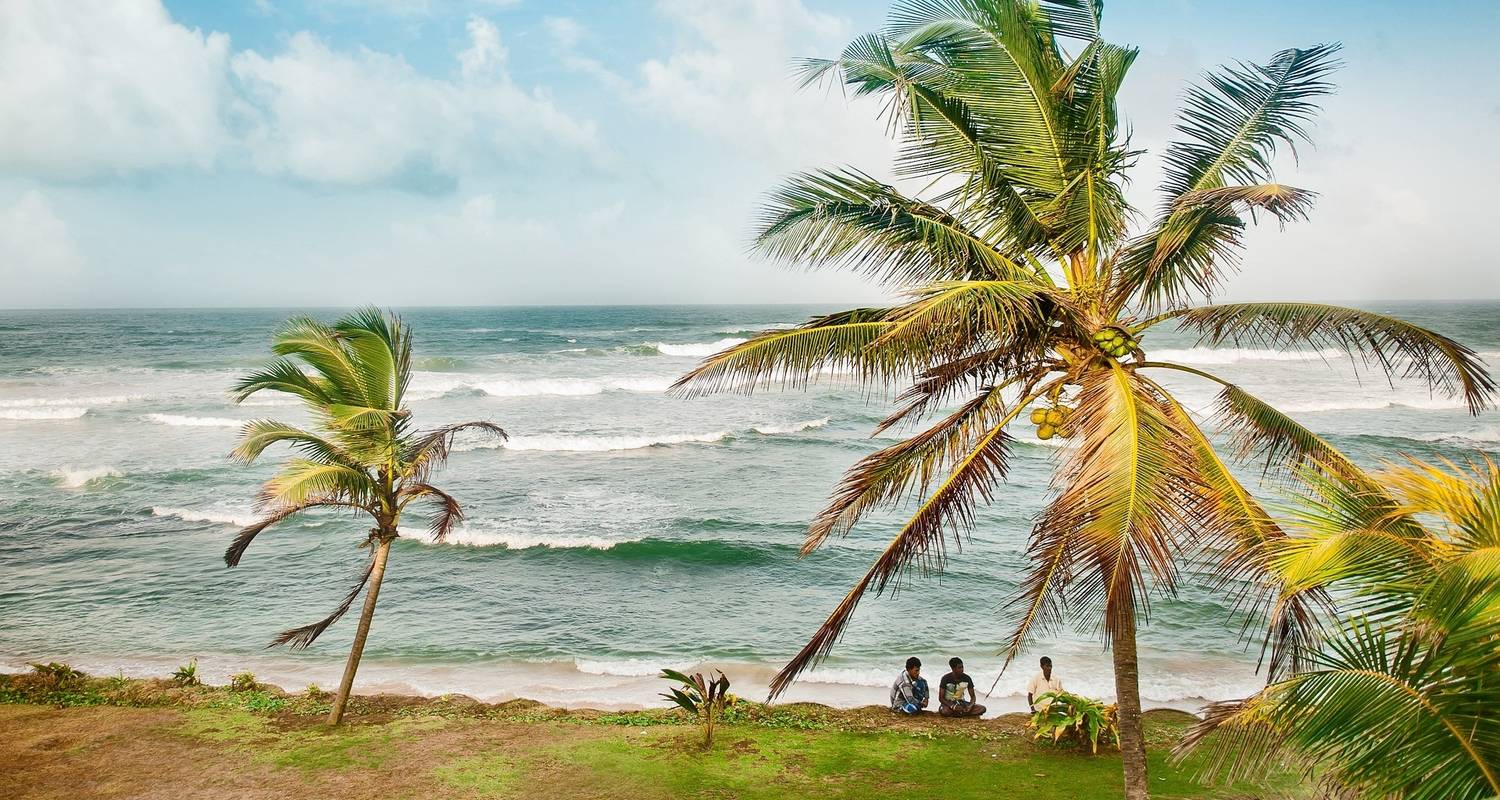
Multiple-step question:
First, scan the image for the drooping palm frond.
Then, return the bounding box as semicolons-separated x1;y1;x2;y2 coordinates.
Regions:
873;280;1060;362
231;420;359;468
1169;302;1495;414
806;377;1051;552
1000;364;1196;667
402;421;508;482
399;482;465;542
224;497;364;567
770;412;1016;698
753;169;1035;286
1146;377;1325;679
1117;44;1341;307
269;553;378;650
876;351;1049;433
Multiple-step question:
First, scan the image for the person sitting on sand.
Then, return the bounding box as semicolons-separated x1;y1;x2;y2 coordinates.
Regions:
1026;656;1064;712
890;656;929;714
937;657;986;717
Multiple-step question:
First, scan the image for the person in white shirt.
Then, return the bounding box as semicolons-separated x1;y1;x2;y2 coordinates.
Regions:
1026;656;1063;712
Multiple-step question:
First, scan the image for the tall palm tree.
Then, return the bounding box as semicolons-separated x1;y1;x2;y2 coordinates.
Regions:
225;309;504;725
1179;458;1500;800
670;2;1493;796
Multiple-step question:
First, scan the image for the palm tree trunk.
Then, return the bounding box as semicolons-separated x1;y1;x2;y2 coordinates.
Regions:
328;537;392;726
1113;609;1149;800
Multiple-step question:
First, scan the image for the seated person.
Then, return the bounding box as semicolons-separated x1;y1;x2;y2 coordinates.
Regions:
889;656;929;714
937;657;987;717
1027;656;1064;712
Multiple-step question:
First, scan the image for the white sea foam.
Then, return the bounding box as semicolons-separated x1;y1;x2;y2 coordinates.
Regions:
51;466;122;488
0;394;143;408
495;430;732;453
648;338;747;357
151;506;258;528
410;372;673;399
1274;396;1468;414
143;414;245;428
1151;347;1345;365
1417;426;1500;445
0;407;89;420
751;418;829;435
430;528;634;549
574;658;679;677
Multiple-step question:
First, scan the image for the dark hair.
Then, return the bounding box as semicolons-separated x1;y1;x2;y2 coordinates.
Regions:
905;657;921;670
949;657;963;669
1040;656;1052;666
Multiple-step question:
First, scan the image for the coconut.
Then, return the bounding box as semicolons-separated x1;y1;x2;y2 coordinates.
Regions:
1029;408;1047;425
1037;424;1056;440
1044;409;1063;426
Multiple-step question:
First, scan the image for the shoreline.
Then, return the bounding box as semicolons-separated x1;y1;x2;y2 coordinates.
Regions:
2;652;1242;717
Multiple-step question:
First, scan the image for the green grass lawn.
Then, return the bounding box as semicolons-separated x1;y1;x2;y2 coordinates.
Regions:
1;673;1310;799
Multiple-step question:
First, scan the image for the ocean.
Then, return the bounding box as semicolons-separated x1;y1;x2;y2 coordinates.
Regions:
1;303;1496;712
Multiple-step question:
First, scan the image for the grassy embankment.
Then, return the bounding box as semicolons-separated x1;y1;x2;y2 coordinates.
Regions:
0;670;1308;799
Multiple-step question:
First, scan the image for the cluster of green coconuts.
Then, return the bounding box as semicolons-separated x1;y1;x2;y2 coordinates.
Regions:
1028;404;1073;440
1092;326;1136;359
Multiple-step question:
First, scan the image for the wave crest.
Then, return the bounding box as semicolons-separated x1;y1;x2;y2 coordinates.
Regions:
52;466;122;488
751;418;829;435
143;414;246;428
647;338;747;357
151;506;257;527
0;407;88;420
1152;347;1345;365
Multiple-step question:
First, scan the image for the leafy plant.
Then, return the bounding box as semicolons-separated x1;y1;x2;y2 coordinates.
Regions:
1179;458;1500;800
1030;691;1119;753
28;662;84;691
227;308;506;725
171;659;201;687
660;669;732;748
230;671;259;691
669;2;1494;797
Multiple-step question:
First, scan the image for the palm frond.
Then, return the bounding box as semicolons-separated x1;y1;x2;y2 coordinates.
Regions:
753;169;1035;285
399;482;465;542
770;415;1013;698
225;497;368;567
232;420;359;467
269;554;377;650
1118;44;1341;307
230;358;334;406
669;308;905;396
806;378;1044;552
872;280;1059;361
1169;302;1495;414
258;459;376;508
1147;377;1324;678
402;421;508;482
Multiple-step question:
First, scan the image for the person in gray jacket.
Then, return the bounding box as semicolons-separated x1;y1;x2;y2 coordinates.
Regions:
890;656;929;714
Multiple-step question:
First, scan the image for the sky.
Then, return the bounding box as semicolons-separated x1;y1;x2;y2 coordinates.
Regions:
1;0;1498;309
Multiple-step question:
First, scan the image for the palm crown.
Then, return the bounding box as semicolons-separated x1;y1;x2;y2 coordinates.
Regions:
226;309;504;723
671;1;1493;794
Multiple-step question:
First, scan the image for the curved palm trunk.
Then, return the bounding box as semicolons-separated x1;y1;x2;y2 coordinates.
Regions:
1113;609;1149;800
328;537;392;725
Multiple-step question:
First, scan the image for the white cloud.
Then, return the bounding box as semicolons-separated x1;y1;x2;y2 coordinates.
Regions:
0;192;83;305
231;17;607;191
0;0;230;179
632;0;892;170
543;16;583;49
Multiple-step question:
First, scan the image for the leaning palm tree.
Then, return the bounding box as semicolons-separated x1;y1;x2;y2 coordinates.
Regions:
671;2;1493;796
226;308;504;725
1179;458;1500;800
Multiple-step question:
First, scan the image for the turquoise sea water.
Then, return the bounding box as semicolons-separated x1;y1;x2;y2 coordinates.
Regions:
1;303;1496;710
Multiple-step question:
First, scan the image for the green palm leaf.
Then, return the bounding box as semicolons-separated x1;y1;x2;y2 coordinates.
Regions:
1170;302;1496;413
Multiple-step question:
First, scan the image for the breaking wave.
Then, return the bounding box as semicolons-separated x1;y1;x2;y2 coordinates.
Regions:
151;506;257;527
0;407;88;420
143;414;245;428
1151;347;1346;365
751;418;829;435
52;466;123;488
646;338;747;357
